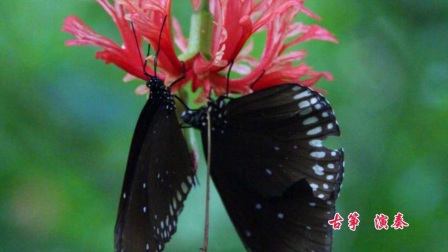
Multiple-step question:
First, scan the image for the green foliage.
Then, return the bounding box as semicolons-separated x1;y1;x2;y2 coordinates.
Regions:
1;1;447;251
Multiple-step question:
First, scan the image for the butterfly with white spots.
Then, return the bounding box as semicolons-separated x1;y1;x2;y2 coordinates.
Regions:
182;83;344;251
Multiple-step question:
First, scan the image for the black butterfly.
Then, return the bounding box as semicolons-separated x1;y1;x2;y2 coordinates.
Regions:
114;18;196;251
182;83;344;251
114;74;196;252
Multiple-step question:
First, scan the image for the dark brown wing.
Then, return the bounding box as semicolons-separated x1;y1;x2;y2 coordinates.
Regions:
115;86;195;252
219;84;343;200
202;84;344;251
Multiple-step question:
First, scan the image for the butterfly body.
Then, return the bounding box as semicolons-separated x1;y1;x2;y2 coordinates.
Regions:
182;83;344;252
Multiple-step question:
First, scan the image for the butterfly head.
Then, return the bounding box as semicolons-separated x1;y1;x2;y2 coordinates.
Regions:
181;107;207;129
146;75;174;110
181;97;229;132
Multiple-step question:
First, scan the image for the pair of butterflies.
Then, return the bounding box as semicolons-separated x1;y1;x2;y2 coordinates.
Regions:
114;68;344;251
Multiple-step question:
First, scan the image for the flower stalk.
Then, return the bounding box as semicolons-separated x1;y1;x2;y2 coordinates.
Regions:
178;1;213;61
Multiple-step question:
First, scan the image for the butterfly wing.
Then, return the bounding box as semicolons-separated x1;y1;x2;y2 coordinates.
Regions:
206;84;344;251
115;90;195;251
210;178;337;251
217;84;343;200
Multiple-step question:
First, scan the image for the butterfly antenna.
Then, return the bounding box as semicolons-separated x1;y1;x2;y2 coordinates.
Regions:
249;69;266;90
174;95;190;111
169;61;187;88
154;15;168;77
143;43;151;78
225;60;234;97
131;21;151;79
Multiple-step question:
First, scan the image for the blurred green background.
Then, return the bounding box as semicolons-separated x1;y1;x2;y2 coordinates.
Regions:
1;0;447;251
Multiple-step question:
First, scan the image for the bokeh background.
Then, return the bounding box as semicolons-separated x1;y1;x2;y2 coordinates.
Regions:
1;0;447;251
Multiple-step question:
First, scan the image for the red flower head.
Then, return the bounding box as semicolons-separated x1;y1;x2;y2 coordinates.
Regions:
62;0;337;100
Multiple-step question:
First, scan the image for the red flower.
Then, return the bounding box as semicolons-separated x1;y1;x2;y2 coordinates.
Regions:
62;0;337;99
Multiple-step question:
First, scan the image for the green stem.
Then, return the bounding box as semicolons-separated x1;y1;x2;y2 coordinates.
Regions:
199;0;209;11
178;0;213;61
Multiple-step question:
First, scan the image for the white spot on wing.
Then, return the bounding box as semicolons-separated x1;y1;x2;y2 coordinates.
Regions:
299;107;313;116
172;198;177;209
312;165;324;175
303;116;318;125
307;126;322;136
293;90;311;100
181;182;189;194
298;100;311;108
292;85;304;91
310;151;326;158
309;139;323;147
310;183;319;191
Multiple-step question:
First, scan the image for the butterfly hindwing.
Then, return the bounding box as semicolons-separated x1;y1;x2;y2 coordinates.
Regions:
212;179;336;252
145;106;196;244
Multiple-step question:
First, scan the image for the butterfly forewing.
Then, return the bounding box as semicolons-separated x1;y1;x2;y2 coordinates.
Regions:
115;78;195;252
214;84;343;200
